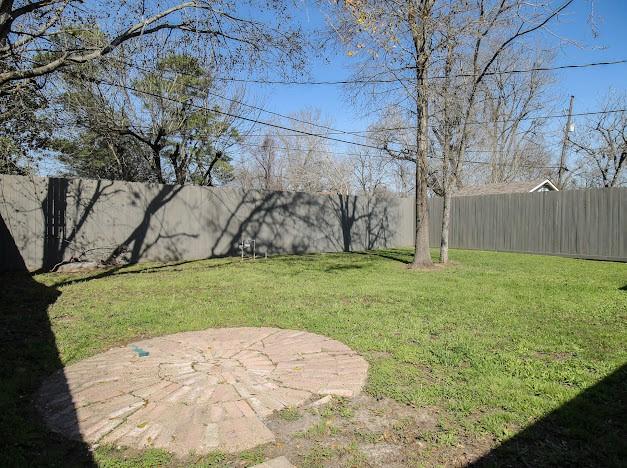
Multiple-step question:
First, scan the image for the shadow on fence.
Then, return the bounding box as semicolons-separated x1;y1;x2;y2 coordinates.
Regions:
0;214;95;466
470;363;627;467
104;183;193;264
206;189;395;258
39;178;195;270
42;178;121;271
2;175;401;272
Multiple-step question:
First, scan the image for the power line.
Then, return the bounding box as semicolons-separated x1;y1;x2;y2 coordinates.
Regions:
346;108;627;134
26;55;627;140
235;141;561;168
76;73;386;152
51;65;607;170
91;58;372;140
119;60;627;133
106;57;626;137
62;73;561;169
127;61;368;139
79;115;561;166
206;59;627;85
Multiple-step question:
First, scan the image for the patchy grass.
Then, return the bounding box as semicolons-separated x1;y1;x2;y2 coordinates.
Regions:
1;248;625;466
237;447;265;466
302;444;334;467
277;407;302;422
94;447;173;467
320;397;355;420
194;451;227;467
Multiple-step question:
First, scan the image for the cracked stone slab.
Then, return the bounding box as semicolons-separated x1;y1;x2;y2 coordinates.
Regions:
37;327;368;457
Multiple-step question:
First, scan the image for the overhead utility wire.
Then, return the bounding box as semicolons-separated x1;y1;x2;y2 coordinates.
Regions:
116;60;367;139
84;75;386;151
96;110;562;163
52;67;608;169
234;141;561;168
27;55;627;139
90;115;561;164
77;87;561;168
111;58;627;137
346;108;627;134
206;59;627;85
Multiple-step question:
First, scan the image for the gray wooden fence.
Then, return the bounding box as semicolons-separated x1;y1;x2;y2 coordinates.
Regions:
0;175;625;272
427;189;626;261
0;175;413;271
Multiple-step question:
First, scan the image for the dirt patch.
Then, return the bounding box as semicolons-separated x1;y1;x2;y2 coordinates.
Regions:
405;262;456;272
99;393;493;467
254;394;491;467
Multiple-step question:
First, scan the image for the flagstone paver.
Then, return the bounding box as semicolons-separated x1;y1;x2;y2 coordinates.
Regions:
37;327;368;456
252;456;296;468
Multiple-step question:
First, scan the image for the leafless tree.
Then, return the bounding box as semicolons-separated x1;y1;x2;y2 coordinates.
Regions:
427;13;469;263
328;0;440;267
352;149;390;195
327;0;575;266
569;92;626;188
236;109;353;194
236;135;285;191
0;0;303;91
270;110;351;194
249;136;283;191
472;49;555;184
356;122;416;196
426;0;574;263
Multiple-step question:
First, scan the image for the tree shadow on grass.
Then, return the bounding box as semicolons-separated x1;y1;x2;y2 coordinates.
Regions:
351;248;414;265
50;258;239;289
470;363;627;467
0;215;95;466
324;264;365;273
619;284;626;291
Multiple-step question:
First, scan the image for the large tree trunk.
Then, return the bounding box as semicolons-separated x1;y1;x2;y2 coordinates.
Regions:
409;0;433;268
412;85;433;267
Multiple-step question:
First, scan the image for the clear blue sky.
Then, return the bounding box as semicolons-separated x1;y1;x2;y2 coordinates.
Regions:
244;0;627;152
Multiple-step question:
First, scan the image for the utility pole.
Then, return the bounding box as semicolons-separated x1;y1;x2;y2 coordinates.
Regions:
558;95;574;189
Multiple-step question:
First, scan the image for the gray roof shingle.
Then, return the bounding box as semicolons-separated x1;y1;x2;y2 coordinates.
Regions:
454;179;557;197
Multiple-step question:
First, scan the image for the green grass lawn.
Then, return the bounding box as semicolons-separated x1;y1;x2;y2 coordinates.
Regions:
1;249;625;467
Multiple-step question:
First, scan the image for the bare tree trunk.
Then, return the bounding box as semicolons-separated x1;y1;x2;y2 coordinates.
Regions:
0;0;13;49
437;34;455;264
151;147;165;184
409;1;433;268
439;135;451;263
203;151;224;187
413;80;433;267
439;189;452;263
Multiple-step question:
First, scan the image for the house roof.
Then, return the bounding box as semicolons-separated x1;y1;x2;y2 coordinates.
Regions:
454;179;558;197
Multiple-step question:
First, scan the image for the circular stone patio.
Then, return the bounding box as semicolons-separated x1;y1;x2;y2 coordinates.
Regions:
37;327;368;456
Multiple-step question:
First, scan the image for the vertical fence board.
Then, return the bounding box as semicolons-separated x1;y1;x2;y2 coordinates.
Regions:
438;189;625;261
